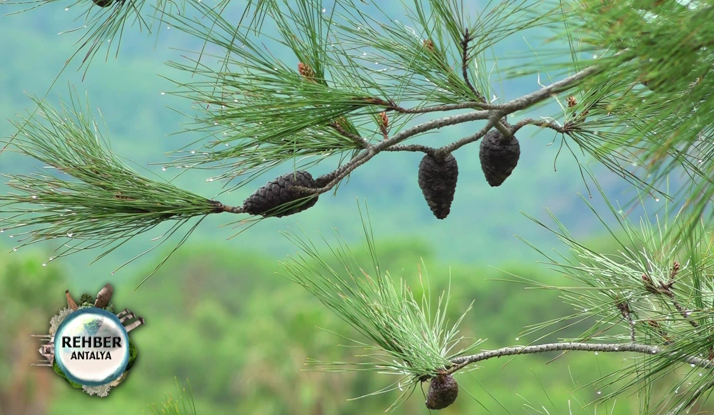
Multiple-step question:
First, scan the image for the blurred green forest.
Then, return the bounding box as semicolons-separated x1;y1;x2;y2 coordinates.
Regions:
0;1;689;414
6;239;696;414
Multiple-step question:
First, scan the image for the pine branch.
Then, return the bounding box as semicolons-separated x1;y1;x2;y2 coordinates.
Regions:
5;0;706;284
436;116;498;155
0;59;606;263
384;144;436;156
445;341;713;375
162;0;602;191
0;93;242;268
511;118;578;135
498;65;603;113
293;63;600;195
329;121;370;149
281;213;481;384
283;198;714;410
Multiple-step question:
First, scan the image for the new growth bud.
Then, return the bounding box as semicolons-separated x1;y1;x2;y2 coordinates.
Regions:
379;111;389;129
378;112;389;139
298;62;316;82
423;39;436;53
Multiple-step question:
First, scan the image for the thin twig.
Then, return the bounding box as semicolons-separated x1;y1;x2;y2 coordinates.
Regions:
436;116;499;156
617;301;637;342
461;29;485;102
388;101;494;113
385;144;436;155
329;121;370;148
494;65;602;113
664;292;699;328
209;200;244;214
446;342;712;376
459;29;511;139
511;118;577;134
643;264;699;329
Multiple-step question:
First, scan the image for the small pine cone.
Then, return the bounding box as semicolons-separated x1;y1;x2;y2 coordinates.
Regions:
298;62;316;82
418;153;458;220
243;171;319;217
425;374;459;410
379;112;389;129
423;39;436;53
93;0;113;7
479;129;520;187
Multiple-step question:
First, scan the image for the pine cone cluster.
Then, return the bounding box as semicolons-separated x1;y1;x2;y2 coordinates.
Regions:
242;171;319;217
418;153;458;219
425;374;459;410
479;129;520;187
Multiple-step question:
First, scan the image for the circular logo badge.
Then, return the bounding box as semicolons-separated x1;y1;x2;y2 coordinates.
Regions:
53;308;130;386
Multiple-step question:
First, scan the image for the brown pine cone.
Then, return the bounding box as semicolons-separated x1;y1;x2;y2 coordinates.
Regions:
242;171;319;217
418;153;458;219
425;374;459;410
479;129;520;187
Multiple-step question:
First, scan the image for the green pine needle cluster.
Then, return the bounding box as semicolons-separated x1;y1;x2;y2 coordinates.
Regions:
280;206;480;410
3;0;188;71
545;0;714;230
0;92;219;271
162;0;550;189
518;177;714;412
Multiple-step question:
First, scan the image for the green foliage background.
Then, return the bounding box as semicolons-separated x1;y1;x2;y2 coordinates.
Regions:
0;1;700;414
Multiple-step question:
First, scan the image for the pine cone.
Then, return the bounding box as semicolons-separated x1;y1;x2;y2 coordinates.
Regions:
423;39;436;53
298;62;316;82
418;153;458;219
425;374;459;410
242;171;319;217
479;129;520;187
93;0;114;7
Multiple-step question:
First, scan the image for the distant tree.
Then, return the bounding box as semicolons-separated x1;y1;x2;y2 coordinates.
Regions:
2;0;714;412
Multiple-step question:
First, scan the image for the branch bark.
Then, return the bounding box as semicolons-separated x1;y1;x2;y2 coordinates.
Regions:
495;65;602;113
511;118;575;134
296;109;492;195
446;342;713;376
